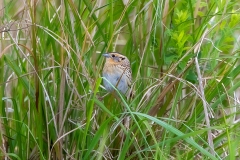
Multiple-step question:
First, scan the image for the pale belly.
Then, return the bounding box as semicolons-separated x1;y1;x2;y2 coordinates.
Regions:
102;72;128;95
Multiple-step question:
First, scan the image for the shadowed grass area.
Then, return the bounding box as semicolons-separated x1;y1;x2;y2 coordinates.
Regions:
0;0;240;159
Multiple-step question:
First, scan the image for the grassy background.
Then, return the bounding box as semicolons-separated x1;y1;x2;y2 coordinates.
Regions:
1;0;240;159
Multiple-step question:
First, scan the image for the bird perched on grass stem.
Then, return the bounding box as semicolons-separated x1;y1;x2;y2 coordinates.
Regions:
102;52;132;97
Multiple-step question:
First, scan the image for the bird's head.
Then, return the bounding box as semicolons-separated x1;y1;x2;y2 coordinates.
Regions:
102;52;129;65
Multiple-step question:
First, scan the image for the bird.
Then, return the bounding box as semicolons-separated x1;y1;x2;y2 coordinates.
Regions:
102;52;132;97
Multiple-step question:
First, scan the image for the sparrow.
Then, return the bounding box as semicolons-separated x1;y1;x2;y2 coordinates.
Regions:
102;52;132;97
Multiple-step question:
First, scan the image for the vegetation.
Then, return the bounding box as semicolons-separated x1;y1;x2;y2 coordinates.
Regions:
0;0;240;159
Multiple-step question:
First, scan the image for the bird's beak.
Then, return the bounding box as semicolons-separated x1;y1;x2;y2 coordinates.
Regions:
102;53;111;58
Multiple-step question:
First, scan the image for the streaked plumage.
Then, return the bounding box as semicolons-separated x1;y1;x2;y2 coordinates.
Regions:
102;52;132;96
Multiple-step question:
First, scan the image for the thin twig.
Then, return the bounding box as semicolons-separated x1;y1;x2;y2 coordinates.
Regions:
194;29;215;155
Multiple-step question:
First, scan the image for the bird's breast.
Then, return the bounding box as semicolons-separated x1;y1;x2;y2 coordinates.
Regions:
102;66;129;94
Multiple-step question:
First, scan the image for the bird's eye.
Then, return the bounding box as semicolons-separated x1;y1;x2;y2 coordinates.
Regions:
112;54;115;57
122;57;125;60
